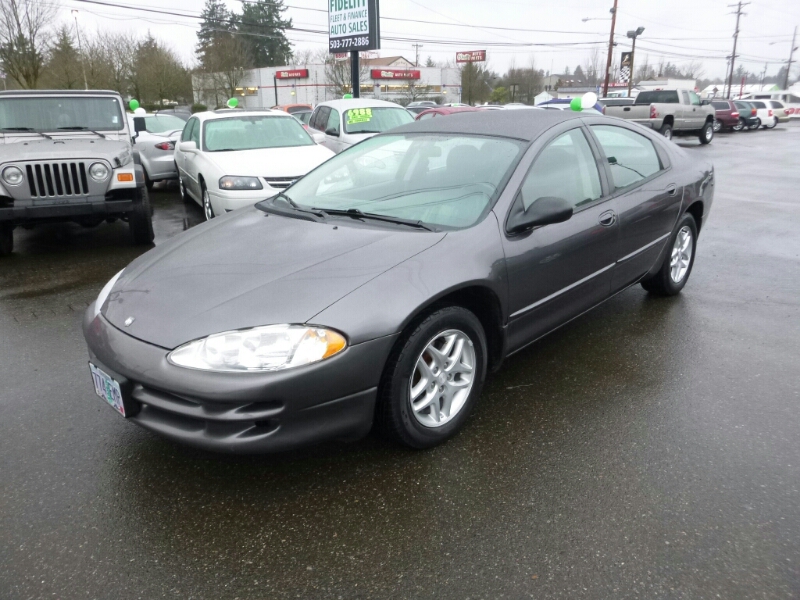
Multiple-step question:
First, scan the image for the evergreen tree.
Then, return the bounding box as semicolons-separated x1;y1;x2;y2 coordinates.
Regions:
573;65;585;82
196;0;233;69
43;25;83;89
238;0;293;68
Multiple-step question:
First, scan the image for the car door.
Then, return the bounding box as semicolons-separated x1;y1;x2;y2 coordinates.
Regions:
501;123;619;352
678;90;692;129
176;118;195;190
184;118;203;199
310;106;333;152
688;91;704;128
586;121;682;291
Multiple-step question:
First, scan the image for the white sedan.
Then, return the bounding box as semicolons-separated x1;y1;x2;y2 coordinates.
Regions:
174;109;335;220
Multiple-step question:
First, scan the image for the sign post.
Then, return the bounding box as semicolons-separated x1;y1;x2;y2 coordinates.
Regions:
328;0;381;99
455;51;486;106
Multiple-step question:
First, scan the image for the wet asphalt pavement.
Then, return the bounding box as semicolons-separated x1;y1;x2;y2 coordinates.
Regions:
2;124;799;600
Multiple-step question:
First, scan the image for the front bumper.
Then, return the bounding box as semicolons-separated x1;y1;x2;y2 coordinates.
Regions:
0;198;134;222
83;307;398;454
208;188;278;214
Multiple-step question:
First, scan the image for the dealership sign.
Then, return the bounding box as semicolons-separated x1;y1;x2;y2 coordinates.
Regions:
456;50;486;63
371;69;421;80
328;0;381;53
275;69;309;79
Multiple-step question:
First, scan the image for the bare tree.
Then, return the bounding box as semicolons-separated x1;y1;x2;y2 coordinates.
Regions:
0;0;56;88
582;47;602;85
200;34;251;106
324;53;368;98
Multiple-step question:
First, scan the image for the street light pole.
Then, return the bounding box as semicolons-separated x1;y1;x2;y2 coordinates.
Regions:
626;27;645;98
602;0;619;98
71;10;89;90
785;25;797;90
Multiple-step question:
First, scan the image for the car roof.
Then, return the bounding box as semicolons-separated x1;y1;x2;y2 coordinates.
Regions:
0;89;121;97
316;98;404;110
195;109;294;121
391;109;586;142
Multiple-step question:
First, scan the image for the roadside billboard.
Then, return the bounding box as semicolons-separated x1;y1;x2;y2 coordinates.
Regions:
456;50;486;63
328;0;381;53
371;69;421;80
275;69;309;79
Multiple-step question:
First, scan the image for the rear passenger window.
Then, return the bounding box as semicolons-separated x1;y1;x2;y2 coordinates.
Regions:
591;125;662;190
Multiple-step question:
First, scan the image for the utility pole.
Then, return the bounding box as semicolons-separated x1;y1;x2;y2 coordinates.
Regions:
626;27;645;98
602;0;619;98
412;43;423;67
785;26;797;90
726;1;749;99
71;10;89;90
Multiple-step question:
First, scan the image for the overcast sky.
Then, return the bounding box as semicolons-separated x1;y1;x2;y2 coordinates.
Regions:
62;0;799;81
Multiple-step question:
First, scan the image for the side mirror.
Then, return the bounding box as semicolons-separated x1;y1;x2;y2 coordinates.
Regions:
507;195;573;234
133;116;146;133
325;128;340;137
311;131;327;144
178;141;197;152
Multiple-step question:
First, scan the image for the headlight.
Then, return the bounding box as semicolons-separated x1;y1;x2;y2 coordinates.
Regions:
219;176;263;191
114;149;132;167
89;162;110;182
168;325;347;372
93;269;124;317
2;166;23;186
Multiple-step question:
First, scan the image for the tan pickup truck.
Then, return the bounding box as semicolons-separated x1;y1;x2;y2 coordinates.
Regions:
604;89;716;144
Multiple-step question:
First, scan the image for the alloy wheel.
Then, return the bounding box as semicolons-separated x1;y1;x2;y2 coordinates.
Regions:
409;329;476;428
713;120;721;132
705;126;713;141
670;226;693;283
203;188;214;220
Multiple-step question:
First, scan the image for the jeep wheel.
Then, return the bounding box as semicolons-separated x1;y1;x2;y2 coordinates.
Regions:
129;187;155;245
0;222;13;256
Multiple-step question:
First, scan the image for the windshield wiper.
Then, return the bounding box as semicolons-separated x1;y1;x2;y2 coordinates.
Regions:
57;126;107;139
255;192;325;222
348;130;382;134
1;127;53;140
311;207;435;231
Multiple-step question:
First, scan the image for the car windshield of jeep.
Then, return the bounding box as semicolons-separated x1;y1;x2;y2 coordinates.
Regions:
0;96;125;132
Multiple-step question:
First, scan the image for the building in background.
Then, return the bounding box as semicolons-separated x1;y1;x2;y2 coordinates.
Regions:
193;57;461;108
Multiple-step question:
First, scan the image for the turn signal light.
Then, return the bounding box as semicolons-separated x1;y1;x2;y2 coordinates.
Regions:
117;173;134;182
154;141;175;151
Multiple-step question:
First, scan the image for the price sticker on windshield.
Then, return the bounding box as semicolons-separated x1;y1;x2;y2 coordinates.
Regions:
347;108;373;124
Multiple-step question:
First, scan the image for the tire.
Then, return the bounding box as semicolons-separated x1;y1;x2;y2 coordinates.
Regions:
202;182;215;220
712;119;721;133
766;117;778;129
128;186;155;245
748;118;761;131
144;169;154;191
699;121;713;144
732;118;744;132
178;170;190;203
641;213;698;296
659;123;673;140
0;222;13;256
375;306;488;449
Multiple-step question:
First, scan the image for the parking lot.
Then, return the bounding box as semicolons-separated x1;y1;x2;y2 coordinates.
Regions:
1;123;799;599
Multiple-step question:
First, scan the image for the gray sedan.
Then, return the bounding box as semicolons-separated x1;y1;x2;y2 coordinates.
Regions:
84;110;714;453
128;114;185;189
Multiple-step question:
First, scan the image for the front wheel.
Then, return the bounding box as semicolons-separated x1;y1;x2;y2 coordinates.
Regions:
202;183;215;221
699;121;713;144
375;306;487;449
128;187;155;245
748;118;761;131
641;213;698;296
0;222;13;256
659;123;673;140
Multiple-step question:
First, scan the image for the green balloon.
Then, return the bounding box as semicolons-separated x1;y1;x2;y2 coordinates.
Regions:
570;97;583;112
128;99;139;111
343;93;353;99
227;97;239;108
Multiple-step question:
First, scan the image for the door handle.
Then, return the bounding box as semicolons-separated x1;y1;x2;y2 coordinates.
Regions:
599;210;616;227
666;184;677;197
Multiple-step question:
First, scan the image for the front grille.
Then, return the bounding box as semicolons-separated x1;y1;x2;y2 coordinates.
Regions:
263;176;300;189
26;162;89;197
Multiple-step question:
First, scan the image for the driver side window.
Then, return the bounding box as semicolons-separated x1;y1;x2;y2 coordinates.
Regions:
520;129;602;211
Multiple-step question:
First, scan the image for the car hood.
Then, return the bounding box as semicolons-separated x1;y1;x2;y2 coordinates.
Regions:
205;145;334;178
0;138;129;161
103;208;445;349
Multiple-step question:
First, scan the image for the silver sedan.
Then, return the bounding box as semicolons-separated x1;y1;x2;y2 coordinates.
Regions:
128;114;186;189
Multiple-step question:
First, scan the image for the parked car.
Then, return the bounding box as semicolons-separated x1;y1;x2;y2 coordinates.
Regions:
272;103;313;115
537;99;604;114
710;100;741;132
127;113;185;189
406;106;432;116
0;90;153;256
415;106;480;120
733;101;761;131
768;100;791;125
84;109;714;453
174;109;334;220
152;108;191;121
292;109;313;128
308;98;415;154
604;89;716;143
740;90;800;118
598;98;635;114
747;99;786;129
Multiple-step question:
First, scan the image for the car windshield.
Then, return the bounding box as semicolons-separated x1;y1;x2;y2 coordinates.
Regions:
635;91;680;104
0;96;125;131
343;107;414;134
203;116;314;151
281;133;525;229
143;115;186;133
294;111;312;125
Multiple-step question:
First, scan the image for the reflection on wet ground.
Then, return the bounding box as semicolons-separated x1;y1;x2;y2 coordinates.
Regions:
2;126;800;599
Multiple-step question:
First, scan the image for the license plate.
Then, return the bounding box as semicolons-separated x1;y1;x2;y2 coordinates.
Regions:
89;363;127;417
